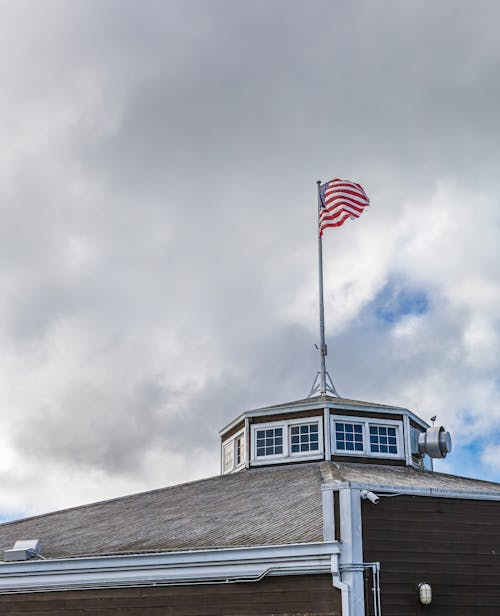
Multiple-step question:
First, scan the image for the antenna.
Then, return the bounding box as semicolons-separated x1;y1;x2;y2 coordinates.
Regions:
308;180;339;398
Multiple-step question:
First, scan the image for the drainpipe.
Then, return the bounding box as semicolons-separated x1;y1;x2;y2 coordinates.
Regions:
323;484;350;614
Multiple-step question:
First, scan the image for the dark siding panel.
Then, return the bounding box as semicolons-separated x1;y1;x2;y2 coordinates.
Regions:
251;410;323;424
362;496;500;615
0;574;341;615
331;456;406;466
329;410;403;422
221;420;245;440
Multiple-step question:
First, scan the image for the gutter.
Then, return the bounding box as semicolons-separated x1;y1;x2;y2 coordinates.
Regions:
322;482;500;501
0;541;340;595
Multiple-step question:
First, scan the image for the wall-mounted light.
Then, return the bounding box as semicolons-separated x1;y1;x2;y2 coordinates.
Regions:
418;582;432;605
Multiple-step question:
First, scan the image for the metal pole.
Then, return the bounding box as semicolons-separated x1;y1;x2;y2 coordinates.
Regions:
317;180;327;396
308;181;339;398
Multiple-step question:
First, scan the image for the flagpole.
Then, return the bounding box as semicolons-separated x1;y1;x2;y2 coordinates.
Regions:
309;180;339;398
317;180;327;396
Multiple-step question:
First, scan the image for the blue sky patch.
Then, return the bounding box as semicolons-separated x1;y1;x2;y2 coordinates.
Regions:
373;281;429;324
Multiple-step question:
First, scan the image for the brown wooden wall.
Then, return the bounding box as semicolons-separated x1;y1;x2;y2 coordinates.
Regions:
362;495;500;615
0;574;341;615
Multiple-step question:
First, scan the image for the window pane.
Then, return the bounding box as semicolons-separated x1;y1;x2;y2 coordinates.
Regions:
235;436;244;466
369;424;399;456
223;441;234;472
256;427;285;457
289;423;321;455
335;422;364;452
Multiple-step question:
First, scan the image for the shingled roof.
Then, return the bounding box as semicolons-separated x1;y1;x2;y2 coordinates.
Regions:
0;463;324;559
1;462;499;560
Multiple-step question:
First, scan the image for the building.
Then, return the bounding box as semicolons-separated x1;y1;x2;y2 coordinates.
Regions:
0;394;499;615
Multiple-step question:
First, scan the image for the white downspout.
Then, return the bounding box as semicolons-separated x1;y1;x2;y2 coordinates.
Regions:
331;555;350;616
322;483;351;616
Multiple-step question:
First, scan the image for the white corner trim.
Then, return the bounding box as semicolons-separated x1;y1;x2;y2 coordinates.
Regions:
244;417;250;468
322;489;335;542
323;407;331;459
338;487;365;616
0;542;340;595
403;414;412;466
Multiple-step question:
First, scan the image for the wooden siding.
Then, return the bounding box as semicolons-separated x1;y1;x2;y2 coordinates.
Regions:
331;455;406;466
0;574;341;615
362;495;500;615
221;419;245;440
250;410;323;424
329;409;403;422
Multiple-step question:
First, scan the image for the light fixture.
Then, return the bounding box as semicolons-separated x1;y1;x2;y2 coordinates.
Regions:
418;582;432;605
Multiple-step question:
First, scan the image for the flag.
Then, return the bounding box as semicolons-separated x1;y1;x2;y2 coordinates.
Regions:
319;178;369;235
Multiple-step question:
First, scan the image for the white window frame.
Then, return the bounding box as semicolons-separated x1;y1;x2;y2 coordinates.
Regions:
222;429;246;474
222;440;234;473
253;422;287;461
330;415;404;460
251;417;324;465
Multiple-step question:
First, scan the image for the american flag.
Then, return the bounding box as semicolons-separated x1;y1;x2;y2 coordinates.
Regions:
319;178;370;236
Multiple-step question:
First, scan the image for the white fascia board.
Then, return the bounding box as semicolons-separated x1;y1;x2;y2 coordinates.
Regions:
233;401;329;427
219;414;245;436
327;402;429;429
321;481;500;501
0;542;340;595
220;402;328;436
220;401;429;436
251;453;324;467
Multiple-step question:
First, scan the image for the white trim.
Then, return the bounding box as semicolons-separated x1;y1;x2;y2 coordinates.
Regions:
0;542;340;595
403;414;411;466
250;417;324;464
326;483;500;501
219;400;428;437
251;421;288;460
251;454;324;466
330;414;404;460
323;407;331;459
244;417;250;469
338;488;365;616
322;489;335;542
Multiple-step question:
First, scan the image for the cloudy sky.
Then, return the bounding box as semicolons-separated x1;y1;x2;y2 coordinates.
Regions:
0;0;499;519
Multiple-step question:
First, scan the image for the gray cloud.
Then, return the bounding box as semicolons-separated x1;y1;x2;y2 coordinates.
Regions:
0;0;499;515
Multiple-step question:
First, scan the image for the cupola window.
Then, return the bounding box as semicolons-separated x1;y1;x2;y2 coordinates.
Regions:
331;415;404;459
222;429;245;473
369;424;398;455
290;423;319;453
256;427;283;457
251;417;324;464
334;422;364;452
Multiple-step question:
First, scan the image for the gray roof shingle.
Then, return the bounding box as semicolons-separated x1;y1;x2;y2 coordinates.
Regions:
1;462;499;560
0;464;324;559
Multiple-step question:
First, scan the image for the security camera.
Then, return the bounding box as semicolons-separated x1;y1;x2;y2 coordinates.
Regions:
360;490;380;504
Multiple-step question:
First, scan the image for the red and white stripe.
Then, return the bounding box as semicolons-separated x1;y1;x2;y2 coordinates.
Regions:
319;178;369;235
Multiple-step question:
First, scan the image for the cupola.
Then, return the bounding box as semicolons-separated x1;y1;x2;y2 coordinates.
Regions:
219;395;451;474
